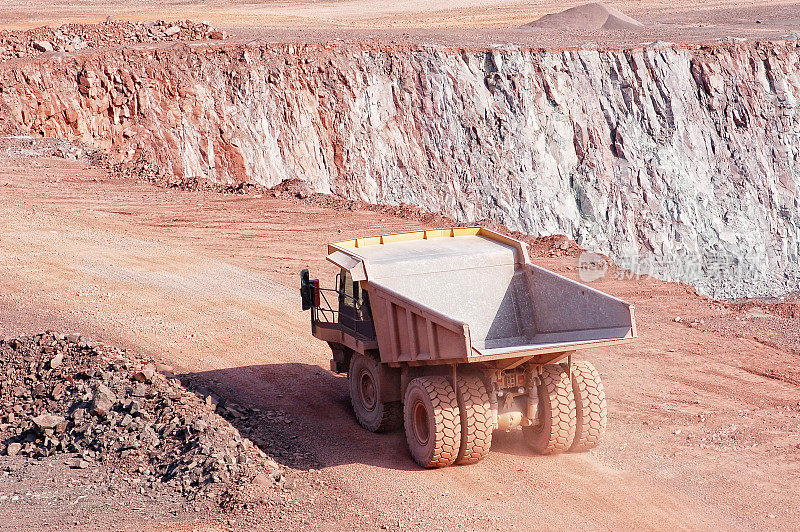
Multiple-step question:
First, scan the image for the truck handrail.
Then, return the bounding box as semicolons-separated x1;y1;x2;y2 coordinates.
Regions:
311;283;375;341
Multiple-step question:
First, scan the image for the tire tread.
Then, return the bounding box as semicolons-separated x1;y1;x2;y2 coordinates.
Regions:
404;376;461;468
349;354;403;433
524;364;576;454
455;374;492;465
569;361;607;452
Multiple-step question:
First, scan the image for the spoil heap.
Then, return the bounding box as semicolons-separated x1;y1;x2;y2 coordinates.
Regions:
0;20;225;62
528;2;644;30
0;333;283;506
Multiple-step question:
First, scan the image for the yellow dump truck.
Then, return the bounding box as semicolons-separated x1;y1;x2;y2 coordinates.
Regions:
300;227;636;467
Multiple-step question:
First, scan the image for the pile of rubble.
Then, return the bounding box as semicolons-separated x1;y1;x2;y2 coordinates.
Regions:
0;20;226;62
0;136;90;160
0;333;284;506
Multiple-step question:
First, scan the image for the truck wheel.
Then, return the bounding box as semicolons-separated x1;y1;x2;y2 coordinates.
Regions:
523;364;576;454
569;361;607;452
455;374;492;465
404;376;461;468
349;354;402;432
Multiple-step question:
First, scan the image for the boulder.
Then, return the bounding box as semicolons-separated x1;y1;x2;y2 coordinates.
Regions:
32;40;53;52
49;352;63;369
33;412;66;431
251;472;272;487
67;458;89;469
91;384;117;417
132;365;155;383
5;442;22;456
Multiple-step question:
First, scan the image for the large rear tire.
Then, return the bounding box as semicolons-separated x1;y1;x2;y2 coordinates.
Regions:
404;376;461;468
569;361;607;452
454;374;492;465
348;354;402;432
523;364;576;454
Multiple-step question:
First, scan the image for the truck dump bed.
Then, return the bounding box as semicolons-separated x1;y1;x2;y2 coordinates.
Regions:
327;228;636;366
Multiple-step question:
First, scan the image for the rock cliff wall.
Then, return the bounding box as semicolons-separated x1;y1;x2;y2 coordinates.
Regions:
1;41;798;298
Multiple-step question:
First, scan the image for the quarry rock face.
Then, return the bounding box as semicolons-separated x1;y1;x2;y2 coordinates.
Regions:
0;41;798;298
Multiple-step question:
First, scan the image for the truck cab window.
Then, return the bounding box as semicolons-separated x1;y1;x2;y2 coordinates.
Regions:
338;269;374;338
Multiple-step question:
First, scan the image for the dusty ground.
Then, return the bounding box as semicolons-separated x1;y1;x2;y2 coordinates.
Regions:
1;2;799;529
1;150;798;529
1;1;800;47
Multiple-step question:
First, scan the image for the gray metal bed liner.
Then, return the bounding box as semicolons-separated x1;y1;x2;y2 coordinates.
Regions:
327;228;635;363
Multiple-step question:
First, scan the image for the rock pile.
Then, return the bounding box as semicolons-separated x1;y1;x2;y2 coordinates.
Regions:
0;136;89;160
527;2;644;31
0;333;283;505
0;20;225;62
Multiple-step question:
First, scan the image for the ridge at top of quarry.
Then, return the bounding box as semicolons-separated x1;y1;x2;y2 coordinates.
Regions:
1;1;800;530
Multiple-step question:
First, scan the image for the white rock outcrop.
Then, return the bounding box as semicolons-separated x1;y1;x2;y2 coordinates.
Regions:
1;41;798;298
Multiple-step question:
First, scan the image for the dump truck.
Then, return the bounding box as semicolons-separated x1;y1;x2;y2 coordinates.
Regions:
300;227;636;467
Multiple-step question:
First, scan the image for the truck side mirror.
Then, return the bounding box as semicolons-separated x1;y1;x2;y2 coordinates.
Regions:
300;269;312;310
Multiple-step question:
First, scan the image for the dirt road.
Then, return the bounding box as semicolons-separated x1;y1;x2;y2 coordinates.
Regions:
1;152;798;529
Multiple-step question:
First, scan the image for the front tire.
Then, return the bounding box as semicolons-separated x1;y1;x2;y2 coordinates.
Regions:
523;364;576;454
404;376;461;468
349;354;402;432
